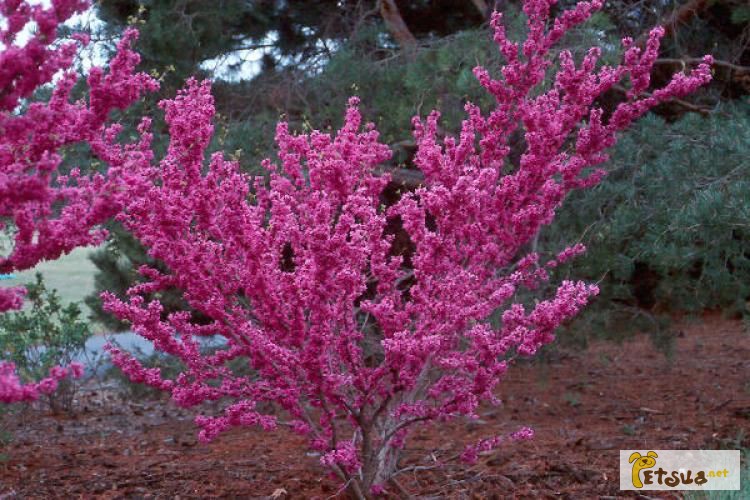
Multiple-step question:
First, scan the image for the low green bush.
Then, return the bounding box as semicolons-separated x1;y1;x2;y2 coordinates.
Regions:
0;274;93;412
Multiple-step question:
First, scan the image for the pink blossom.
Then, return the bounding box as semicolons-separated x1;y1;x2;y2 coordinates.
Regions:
370;484;385;495
461;426;536;464
69;362;85;379
0;0;157;401
0;361;81;403
511;426;535;441
320;441;362;475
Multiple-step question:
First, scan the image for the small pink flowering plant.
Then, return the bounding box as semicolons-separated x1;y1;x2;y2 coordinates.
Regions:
0;360;82;404
99;0;711;496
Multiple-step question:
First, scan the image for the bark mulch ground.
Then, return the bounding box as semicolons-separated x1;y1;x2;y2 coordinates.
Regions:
1;313;748;498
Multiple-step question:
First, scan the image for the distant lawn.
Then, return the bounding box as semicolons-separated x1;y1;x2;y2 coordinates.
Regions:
2;246;100;326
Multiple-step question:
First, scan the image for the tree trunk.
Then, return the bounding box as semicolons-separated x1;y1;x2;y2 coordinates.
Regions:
471;0;490;19
356;421;403;498
379;0;417;59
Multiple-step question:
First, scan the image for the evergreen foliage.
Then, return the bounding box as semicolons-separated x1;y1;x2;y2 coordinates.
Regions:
544;101;750;344
86;223;151;331
95;0;484;85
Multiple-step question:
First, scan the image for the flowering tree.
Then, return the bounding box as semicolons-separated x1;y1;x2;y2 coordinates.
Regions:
0;0;157;402
101;0;711;496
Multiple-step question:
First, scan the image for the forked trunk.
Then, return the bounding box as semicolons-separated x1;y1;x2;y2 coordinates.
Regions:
378;0;417;59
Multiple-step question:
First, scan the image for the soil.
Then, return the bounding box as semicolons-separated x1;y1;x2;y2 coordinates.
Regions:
1;314;748;499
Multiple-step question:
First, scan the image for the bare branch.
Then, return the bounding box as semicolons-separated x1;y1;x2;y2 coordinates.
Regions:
611;84;713;116
655;58;750;74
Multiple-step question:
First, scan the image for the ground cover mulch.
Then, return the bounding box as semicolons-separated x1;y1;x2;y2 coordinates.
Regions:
1;313;748;498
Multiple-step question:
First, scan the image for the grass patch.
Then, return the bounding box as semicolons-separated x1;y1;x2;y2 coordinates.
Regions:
2;246;100;326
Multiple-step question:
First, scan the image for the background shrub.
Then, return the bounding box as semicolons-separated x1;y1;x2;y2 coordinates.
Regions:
0;274;93;412
543;100;750;349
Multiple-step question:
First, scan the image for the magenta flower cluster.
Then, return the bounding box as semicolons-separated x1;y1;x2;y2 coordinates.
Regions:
0;0;157;402
0;360;83;403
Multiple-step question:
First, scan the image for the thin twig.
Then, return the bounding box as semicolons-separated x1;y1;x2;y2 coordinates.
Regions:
611;84;712;116
389;476;413;498
655;58;750;74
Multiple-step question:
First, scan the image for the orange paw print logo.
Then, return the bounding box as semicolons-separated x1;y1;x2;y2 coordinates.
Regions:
629;451;658;488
